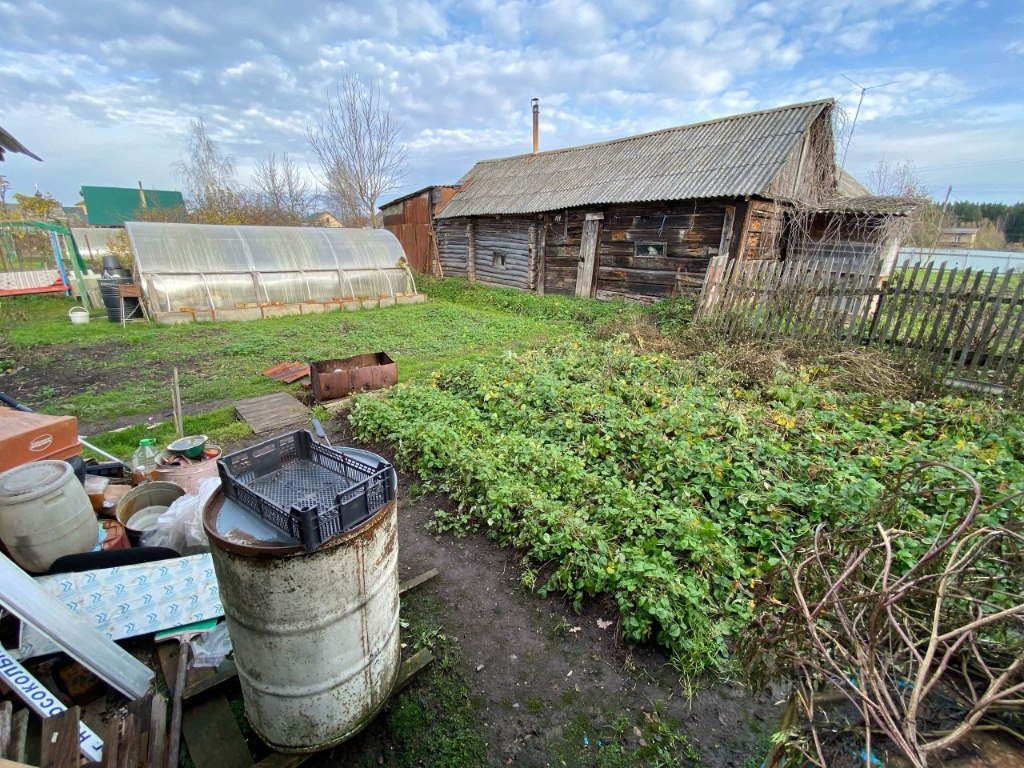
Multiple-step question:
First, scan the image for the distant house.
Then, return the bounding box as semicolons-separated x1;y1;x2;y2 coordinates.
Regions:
435;99;906;301
939;227;980;249
380;185;458;273
79;186;185;227
309;211;343;228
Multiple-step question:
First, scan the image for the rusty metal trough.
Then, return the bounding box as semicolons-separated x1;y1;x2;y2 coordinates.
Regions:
310;353;398;403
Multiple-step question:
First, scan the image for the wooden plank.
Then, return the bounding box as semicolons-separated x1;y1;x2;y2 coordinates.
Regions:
9;710;27;766
394;649;434;694
156;645;253;768
954;268;1000;379
536;215;548;295
989;270;1024;385
102;716;120;768
115;714;137;768
40;708;79;768
909;261;946;353
180;696;253;768
126;694;150;768
575;215;601;298
0;701;10;760
399;569;439;596
921;263;958;357
182;662;238;702
149;695;168;768
0;759;36;768
234;393;310;435
968;269;1013;376
893;260;932;355
935;268;981;374
875;260;909;347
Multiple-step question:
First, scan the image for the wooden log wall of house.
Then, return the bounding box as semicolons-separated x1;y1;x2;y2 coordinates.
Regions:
435;219;469;277
593;202;727;300
472;218;533;289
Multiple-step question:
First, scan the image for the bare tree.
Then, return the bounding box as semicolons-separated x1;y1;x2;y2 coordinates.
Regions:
307;74;407;227
867;158;926;198
251;151;316;221
173;118;240;217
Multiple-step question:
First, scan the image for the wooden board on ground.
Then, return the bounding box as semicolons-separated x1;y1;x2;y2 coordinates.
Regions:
156;644;252;768
40;708;79;768
234;393;310;435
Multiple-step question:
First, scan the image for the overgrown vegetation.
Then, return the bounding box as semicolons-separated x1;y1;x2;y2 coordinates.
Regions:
349;337;1024;685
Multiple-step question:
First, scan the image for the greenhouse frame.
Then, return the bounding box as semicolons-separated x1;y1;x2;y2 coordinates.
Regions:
125;222;423;324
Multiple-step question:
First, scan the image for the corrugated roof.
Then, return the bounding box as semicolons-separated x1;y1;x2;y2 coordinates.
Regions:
380;184;459;210
80;186;185;226
814;195;924;216
438;100;832;218
837;168;870;198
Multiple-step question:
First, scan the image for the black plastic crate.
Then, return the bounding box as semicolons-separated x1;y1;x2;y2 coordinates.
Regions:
217;430;394;550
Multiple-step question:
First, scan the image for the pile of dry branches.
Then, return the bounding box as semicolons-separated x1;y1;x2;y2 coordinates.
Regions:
742;462;1024;767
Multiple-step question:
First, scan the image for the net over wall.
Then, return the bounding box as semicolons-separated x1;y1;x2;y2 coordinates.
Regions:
125;222;416;313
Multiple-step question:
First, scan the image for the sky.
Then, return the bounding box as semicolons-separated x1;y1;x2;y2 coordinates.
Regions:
1;0;1022;209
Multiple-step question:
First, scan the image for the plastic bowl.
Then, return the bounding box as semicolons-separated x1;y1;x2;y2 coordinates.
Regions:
167;434;209;459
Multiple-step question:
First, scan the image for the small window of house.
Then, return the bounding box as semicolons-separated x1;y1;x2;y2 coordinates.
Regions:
493;252;506;268
635;242;667;258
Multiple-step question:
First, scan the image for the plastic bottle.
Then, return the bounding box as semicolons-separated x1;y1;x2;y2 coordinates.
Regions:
131;438;160;485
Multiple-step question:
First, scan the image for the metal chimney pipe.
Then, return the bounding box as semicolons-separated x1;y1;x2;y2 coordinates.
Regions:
531;98;539;154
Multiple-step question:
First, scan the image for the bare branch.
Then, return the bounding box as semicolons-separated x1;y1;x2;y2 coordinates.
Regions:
306;74;407;227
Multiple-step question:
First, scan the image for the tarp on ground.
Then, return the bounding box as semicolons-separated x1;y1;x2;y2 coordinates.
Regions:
125;222;416;313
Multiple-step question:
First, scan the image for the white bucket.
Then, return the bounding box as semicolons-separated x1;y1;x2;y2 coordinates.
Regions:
69;306;91;325
0;461;99;573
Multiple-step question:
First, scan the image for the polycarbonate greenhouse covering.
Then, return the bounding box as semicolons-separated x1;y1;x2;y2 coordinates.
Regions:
125;222;416;313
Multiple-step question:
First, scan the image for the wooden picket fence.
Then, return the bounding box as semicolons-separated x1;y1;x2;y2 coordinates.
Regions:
696;255;1024;396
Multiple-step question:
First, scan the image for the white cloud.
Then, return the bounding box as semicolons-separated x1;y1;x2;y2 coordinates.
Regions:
0;0;1017;206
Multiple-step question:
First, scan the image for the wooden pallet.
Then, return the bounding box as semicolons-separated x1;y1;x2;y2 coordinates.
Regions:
234;393;310;434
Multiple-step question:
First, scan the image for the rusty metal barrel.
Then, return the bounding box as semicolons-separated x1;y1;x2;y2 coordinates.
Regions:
203;476;400;753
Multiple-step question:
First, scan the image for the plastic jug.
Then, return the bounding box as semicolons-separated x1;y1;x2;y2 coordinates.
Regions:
131;438;160;485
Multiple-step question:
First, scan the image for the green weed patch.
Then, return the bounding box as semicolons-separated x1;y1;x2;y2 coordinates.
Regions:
349;339;1024;683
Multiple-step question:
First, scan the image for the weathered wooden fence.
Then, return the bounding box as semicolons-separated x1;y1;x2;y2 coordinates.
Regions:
697;255;1024;396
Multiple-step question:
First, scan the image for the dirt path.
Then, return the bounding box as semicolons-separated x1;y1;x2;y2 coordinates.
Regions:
310;417;777;767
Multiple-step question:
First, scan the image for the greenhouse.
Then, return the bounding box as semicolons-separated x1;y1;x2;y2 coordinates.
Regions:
125;222;423;324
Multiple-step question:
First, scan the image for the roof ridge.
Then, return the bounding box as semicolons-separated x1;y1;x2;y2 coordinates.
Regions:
470;99;834;167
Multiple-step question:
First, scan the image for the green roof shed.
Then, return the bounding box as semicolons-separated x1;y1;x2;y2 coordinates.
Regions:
79;186;185;226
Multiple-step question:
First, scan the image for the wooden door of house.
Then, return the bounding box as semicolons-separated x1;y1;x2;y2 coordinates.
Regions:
575;213;603;298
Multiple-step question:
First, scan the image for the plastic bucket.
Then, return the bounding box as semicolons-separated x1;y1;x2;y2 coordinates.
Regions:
0;460;99;572
116;481;185;547
69;306;91;325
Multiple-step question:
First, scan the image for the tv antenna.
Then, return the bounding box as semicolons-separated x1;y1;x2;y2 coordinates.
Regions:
839;74;897;167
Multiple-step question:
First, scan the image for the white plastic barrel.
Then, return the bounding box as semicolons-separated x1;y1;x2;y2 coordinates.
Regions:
0;460;98;572
203;486;400;753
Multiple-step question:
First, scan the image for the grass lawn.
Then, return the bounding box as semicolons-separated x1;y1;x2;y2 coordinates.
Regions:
0;277;664;457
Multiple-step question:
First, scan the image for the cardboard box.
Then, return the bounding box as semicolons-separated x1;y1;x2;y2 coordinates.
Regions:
0;407;80;472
